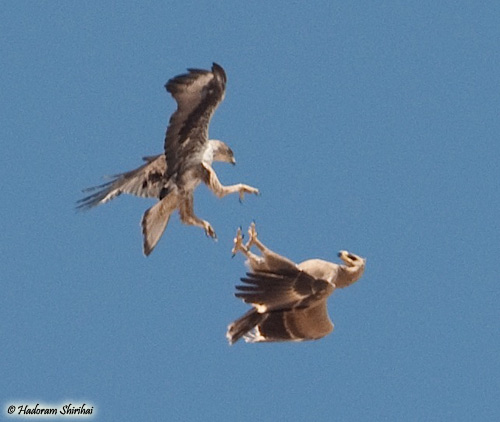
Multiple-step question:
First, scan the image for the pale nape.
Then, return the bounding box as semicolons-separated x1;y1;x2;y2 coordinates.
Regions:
78;63;259;256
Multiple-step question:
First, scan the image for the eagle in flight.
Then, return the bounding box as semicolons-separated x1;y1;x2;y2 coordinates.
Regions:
227;223;366;344
78;63;259;255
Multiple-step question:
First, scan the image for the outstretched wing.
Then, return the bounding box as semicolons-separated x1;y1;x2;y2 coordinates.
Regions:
244;301;334;343
227;299;334;344
235;269;333;313
77;154;166;209
163;63;227;180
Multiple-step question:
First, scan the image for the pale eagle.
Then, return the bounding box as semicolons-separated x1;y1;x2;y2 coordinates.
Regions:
227;223;366;344
78;63;259;255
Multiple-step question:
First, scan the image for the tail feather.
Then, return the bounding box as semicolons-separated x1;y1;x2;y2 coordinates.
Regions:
226;308;266;345
141;192;178;256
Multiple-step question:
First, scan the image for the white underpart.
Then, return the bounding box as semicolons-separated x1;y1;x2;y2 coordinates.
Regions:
243;327;266;343
201;142;214;165
255;304;268;313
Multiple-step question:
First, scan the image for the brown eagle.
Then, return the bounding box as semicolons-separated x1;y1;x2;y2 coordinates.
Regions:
78;63;259;255
227;224;366;344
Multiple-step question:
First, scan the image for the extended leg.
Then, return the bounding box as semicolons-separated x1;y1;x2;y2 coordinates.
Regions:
233;223;298;273
245;222;266;252
202;163;259;201
179;194;216;239
231;226;267;270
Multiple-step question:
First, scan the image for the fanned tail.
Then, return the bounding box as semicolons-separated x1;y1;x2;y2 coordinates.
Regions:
141;192;179;256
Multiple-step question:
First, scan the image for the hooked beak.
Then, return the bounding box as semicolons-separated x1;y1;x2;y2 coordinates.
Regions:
231;157;236;165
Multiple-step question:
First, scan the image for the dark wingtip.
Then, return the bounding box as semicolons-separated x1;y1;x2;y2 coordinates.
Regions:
143;248;152;257
143;240;153;257
212;62;227;84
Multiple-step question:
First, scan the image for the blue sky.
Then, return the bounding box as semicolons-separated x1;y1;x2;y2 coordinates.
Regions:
1;1;499;421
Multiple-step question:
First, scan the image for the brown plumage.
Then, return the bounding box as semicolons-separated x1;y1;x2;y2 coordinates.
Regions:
77;63;259;255
227;223;366;344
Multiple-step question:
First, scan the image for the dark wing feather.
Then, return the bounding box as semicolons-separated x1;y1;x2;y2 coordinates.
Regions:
250;301;334;342
76;154;166;209
163;63;227;180
235;269;332;312
226;308;267;345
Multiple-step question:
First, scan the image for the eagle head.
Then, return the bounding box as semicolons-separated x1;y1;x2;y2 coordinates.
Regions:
210;140;236;165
